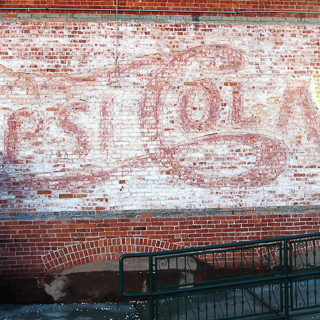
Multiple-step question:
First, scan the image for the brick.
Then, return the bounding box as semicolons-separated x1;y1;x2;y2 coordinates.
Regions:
38;190;52;195
59;194;73;199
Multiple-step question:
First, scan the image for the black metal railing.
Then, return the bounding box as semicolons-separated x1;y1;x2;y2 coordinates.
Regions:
120;232;320;319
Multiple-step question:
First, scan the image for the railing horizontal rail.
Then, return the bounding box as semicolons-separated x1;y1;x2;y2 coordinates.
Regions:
120;232;320;259
121;275;285;298
120;272;320;299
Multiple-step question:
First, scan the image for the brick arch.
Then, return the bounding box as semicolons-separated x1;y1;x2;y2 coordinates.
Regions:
41;237;185;273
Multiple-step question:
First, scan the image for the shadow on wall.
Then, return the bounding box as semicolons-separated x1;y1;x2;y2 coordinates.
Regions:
0;258;194;304
0;260;143;304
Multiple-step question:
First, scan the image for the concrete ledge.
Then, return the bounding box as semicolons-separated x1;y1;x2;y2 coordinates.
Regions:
0;13;319;25
1;204;319;221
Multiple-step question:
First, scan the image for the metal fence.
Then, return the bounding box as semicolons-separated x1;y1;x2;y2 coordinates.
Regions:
119;232;320;319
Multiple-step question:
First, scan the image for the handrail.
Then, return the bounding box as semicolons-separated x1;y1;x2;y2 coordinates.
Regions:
120;232;320;320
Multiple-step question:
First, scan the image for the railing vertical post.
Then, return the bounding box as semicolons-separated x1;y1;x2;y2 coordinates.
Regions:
119;256;124;297
284;239;290;320
149;255;154;320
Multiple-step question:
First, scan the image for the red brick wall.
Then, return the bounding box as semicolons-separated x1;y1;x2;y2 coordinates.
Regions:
0;12;320;279
1;212;319;277
1;0;320;17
